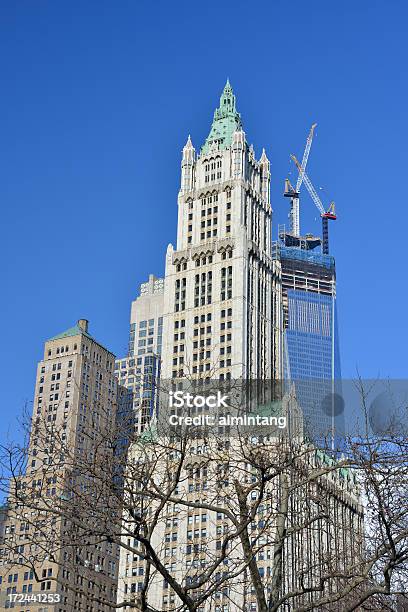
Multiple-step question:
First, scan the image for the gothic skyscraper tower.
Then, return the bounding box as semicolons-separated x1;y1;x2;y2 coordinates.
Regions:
161;81;281;381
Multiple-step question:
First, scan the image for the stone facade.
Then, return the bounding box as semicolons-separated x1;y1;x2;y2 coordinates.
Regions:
160;81;281;382
117;432;363;611
0;320;120;611
115;275;164;435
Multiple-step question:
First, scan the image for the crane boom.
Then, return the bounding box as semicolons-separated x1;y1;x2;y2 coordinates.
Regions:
291;154;337;255
291;154;325;215
295;123;317;193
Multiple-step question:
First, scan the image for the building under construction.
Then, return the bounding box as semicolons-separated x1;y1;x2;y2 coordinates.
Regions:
273;231;343;442
274;125;344;442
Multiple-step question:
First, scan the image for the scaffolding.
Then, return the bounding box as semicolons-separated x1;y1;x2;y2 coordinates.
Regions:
272;227;335;271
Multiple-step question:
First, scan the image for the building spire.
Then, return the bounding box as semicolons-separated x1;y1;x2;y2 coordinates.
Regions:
181;134;195;191
182;134;195;157
260;148;269;165
201;80;242;154
223;77;232;94
218;78;236;115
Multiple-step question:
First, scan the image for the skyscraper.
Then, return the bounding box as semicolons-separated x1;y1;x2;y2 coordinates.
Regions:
0;320;120;611
116;82;362;611
160;80;281;382
115;274;164;435
273;234;343;440
128;274;164;359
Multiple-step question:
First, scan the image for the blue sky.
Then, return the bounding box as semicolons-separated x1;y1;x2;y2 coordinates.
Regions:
0;0;406;438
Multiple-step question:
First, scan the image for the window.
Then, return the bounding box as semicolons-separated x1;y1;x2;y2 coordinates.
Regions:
40;580;52;591
221;267;233;301
175;278;187;311
194;272;212;307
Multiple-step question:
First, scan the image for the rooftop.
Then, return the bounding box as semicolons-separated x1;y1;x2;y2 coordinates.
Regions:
48;319;94;342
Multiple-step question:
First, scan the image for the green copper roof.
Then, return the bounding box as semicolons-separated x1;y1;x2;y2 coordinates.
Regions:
256;401;284;417
138;424;157;444
48;323;94;342
201;80;243;155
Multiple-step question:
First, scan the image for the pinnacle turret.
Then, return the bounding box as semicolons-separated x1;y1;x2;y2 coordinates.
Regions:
260;148;270;166
182;134;195;161
181;134;195;191
184;134;193;149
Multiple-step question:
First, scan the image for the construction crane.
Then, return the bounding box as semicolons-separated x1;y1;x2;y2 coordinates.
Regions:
291;154;337;255
283;123;317;236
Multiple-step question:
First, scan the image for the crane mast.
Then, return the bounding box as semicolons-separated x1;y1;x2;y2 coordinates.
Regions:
284;123;317;237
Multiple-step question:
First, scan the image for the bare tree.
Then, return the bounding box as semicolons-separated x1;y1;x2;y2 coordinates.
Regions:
0;378;407;611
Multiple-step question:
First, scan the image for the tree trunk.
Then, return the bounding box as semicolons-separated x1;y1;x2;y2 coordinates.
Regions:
269;471;289;610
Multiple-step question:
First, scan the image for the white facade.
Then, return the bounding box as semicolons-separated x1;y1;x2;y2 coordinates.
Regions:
161;82;280;382
129;274;164;357
117;432;363;612
115;275;164;433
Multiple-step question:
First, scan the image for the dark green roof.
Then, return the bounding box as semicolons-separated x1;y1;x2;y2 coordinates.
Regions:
138;425;157;444
48;323;94;342
255;401;284;417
